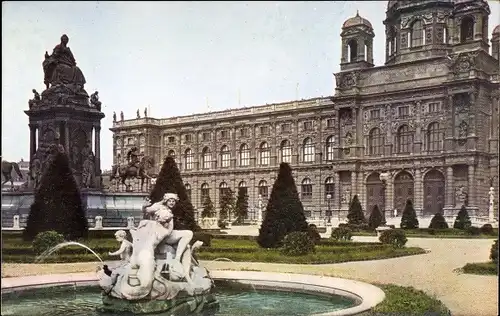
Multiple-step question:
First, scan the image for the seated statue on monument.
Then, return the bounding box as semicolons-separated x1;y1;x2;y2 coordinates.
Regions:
40;34;90;106
96;192;216;314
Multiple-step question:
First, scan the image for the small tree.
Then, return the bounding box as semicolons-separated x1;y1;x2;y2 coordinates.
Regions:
490;240;498;264
219;188;235;223
347;195;366;226
400;199;419;229
23;150;88;241
429;213;449;229
149;156;197;231
201;195;214;218
453;205;471;230
368;205;384;229
234;187;249;224
257;163;308;248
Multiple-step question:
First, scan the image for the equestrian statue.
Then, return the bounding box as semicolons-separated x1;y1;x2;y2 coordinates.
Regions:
111;147;155;190
1;161;23;189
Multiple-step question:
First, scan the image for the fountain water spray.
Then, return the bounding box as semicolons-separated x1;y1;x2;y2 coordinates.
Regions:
35;241;103;263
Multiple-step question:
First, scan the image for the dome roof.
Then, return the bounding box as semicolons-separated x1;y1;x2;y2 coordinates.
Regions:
493;25;500;35
342;11;373;29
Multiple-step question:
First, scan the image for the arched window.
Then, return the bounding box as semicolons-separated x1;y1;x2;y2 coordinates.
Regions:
219;182;229;197
259;142;270;166
388;26;397;55
369;128;384;156
201;183;210;202
303;138;315;163
301;178;312;200
202;147;211;169
427;122;444;152
239;144;250;166
411;20;424;47
185;183;192;201
258;180;268;199
348;39;358;62
324;177;335;201
460;16;474;42
238;181;248;196
325;136;335;161
184;148;193;170
397;125;414;154
280;140;292;163
220;145;231;168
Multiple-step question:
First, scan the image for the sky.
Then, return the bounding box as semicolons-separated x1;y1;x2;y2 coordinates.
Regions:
2;1;499;169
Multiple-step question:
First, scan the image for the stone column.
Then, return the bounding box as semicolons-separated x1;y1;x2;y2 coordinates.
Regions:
414;169;423;213
334;172;341;210
474;15;483;40
351;171;358;197
94;126;101;185
386;176;394;212
64;122;70;154
29;124;37;159
468;164;475;207
445;166;454;207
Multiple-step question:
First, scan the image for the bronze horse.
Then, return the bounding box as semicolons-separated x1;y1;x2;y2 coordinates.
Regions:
111;156;155;189
1;161;23;189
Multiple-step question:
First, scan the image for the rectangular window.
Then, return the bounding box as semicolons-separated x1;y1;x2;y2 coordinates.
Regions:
168;136;175;144
184;134;192;143
428;102;440;113
260;126;269;135
202;132;210;142
239;128;248;137
304;121;313;131
370;109;380;119
326;119;335;129
281;123;291;133
221;130;229;139
398;106;410;118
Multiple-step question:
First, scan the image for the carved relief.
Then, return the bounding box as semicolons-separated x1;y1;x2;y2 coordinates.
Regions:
448;52;478;75
401;32;408;48
436;27;444;43
425;29;433;44
344;132;353;146
455;186;468;207
454;94;470;113
338;72;359;89
458;120;468;138
339;109;353;126
140;135;146;145
436;12;450;23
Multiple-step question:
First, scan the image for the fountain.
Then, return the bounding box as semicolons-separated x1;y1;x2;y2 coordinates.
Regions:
95;193;218;314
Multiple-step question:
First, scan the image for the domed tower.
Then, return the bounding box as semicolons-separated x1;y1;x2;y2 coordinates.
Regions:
451;0;490;53
340;11;375;71
384;0;454;65
490;25;499;60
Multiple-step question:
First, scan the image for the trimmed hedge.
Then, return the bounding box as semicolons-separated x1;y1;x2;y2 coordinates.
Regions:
462;262;498;275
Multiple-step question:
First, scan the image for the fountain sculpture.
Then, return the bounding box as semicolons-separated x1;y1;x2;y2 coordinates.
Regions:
97;193;217;314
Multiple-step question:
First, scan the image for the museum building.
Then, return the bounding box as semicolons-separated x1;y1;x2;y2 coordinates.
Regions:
110;0;500;220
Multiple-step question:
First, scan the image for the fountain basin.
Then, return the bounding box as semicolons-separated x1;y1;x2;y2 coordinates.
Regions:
2;271;384;316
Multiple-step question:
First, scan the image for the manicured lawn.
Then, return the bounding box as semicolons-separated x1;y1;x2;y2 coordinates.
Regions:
461;262;498;275
361;284;451;316
352;228;497;239
1;232;426;264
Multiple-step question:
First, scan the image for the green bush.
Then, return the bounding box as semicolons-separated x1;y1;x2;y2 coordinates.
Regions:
453;205;471;230
331;226;353;241
307;224;321;245
32;231;65;255
280;231;315;256
466;226;481;236
491;240;498;264
480;224;494;235
379;229;407;248
192;232;212;247
429;213;449;229
347;195;366;226
400;200;419;229
368;205;384;229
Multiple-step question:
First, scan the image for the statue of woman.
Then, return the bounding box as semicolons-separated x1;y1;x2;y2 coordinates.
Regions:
43;34;86;89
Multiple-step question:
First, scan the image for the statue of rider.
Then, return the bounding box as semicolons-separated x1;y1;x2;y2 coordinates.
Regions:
126;146;140;168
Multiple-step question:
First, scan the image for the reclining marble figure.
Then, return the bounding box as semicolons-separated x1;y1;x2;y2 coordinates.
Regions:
97;193;215;312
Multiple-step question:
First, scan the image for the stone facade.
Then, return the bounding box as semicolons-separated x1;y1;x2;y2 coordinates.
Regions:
110;1;499;220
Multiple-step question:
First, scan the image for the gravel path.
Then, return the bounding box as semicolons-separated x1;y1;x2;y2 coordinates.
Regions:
2;237;497;316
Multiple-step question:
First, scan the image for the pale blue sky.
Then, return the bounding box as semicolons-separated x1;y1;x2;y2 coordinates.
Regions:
2;1;499;169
